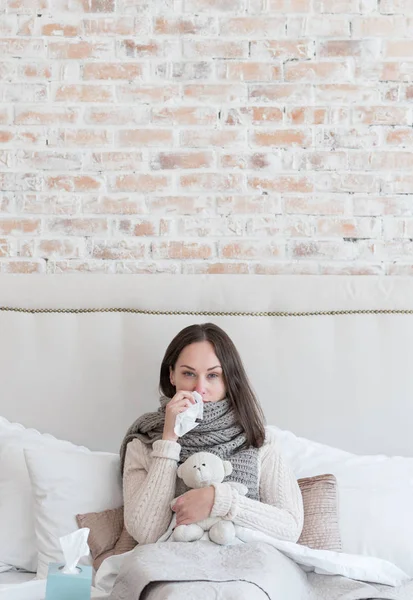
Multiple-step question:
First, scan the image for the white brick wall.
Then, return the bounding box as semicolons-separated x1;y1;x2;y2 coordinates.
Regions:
0;0;413;275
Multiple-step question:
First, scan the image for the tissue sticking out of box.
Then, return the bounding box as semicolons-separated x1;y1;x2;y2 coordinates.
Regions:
60;528;90;575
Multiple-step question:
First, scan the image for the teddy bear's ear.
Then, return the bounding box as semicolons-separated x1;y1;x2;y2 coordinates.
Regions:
223;461;233;476
177;464;184;479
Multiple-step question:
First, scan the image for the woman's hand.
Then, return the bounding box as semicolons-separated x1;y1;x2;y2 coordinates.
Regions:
172;487;215;526
162;391;196;442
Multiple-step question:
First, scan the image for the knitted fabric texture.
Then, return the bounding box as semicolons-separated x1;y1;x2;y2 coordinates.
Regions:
120;396;260;501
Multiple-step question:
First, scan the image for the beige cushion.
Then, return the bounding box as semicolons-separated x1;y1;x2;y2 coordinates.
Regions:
77;473;341;569
76;507;136;571
298;473;341;551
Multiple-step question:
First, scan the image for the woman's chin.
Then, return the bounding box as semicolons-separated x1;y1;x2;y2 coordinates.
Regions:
202;397;225;403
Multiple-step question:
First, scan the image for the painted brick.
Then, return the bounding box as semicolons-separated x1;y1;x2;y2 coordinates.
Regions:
1;2;413;276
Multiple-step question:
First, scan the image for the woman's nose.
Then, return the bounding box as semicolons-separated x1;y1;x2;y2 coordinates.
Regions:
194;382;206;395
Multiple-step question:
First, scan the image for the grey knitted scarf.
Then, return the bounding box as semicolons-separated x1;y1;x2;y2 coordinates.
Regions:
120;396;260;501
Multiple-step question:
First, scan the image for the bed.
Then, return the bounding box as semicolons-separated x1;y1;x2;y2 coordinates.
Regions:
0;274;412;599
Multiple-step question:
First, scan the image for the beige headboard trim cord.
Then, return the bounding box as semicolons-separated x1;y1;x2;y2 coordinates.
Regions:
0;307;413;317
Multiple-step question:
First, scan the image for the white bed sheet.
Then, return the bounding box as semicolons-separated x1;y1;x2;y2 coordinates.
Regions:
0;571;43;600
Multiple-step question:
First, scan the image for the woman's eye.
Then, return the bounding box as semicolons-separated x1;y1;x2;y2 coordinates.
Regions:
182;372;219;378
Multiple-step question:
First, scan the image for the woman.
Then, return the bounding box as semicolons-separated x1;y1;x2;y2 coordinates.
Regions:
120;322;304;548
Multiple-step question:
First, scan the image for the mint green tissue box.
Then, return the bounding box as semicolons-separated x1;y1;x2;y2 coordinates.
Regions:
45;563;92;600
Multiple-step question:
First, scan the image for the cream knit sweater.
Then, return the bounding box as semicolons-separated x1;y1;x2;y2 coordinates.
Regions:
123;428;304;546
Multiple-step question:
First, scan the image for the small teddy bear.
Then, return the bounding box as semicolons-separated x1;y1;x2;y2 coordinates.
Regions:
170;451;248;545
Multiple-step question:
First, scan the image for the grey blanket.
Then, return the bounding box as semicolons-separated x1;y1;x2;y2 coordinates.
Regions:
108;541;413;600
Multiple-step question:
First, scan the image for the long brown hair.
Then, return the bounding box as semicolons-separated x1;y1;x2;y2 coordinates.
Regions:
159;323;266;448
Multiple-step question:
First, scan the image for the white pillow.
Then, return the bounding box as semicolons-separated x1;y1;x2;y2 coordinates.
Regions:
0;417;90;571
24;447;123;579
0;562;12;574
270;426;413;578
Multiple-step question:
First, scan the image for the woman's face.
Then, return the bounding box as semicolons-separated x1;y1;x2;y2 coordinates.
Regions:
169;341;226;403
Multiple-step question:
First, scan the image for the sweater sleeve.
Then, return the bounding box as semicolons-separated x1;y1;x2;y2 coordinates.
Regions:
123;438;181;545
210;431;304;542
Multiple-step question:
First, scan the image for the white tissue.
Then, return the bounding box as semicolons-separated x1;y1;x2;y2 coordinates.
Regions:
60;528;90;575
174;391;204;437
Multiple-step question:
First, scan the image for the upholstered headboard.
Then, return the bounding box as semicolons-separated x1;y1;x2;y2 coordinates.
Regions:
0;274;412;456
